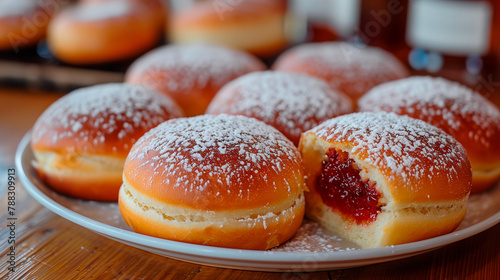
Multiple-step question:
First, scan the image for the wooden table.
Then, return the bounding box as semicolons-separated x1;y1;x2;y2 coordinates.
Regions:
1;87;499;280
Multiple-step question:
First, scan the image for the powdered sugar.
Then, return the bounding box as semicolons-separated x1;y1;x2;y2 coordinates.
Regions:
359;76;500;148
73;0;132;22
310;112;470;186
207;71;352;144
179;0;284;20
127;114;302;197
126;44;265;93
271;219;359;252
274;42;409;99
32;83;183;154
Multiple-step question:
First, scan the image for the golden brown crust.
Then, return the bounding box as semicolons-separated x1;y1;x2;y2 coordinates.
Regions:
120;114;305;249
0;0;54;50
127;70;222;117
31;83;183;201
33;151;124;201
359;76;500;192
47;0;161;64
125;44;266;116
305;187;467;248
124;150;304;210
119;182;305;250
172;0;286;28
299;112;472;204
123;114;305;210
169;0;288;57
31;83;183;158
80;0;167;28
298;112;472;248
472;166;500;193
206;71;353;145
273;42;410;103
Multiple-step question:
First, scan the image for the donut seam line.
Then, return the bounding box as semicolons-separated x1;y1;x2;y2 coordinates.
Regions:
122;188;304;224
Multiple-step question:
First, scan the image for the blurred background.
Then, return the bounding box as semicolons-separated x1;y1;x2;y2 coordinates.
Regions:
0;0;499;107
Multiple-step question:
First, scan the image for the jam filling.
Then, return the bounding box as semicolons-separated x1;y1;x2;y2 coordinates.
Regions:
315;148;381;225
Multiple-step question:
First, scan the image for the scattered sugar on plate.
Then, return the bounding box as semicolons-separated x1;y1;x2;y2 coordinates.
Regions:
272;220;359;252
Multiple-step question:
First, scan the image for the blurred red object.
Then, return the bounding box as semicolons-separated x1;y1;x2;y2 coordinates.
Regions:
309;22;339;42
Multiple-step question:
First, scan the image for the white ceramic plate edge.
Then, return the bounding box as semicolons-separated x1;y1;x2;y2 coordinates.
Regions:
16;131;500;272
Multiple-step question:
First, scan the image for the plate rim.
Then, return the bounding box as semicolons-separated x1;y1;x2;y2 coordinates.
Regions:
16;131;500;271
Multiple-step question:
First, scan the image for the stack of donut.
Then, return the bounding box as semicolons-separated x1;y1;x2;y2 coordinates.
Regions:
31;40;500;250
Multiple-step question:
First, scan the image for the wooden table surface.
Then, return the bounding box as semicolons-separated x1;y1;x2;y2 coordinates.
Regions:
1;87;499;280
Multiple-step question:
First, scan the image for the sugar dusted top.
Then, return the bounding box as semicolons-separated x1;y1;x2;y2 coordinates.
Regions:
273;42;409;100
32;83;183;157
124;114;304;210
207;71;352;145
359;77;500;157
73;0;133;22
126;44;266;93
175;0;286;25
308;112;471;202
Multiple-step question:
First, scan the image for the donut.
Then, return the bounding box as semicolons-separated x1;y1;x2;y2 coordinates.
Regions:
79;0;167;31
206;71;353;145
47;0;162;64
0;0;54;51
31;83;184;201
273;42;410;104
169;0;288;58
299;112;472;248
125;44;266;116
358;76;500;193
119;114;305;250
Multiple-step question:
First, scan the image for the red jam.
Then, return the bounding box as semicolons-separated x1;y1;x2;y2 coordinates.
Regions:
315;148;381;225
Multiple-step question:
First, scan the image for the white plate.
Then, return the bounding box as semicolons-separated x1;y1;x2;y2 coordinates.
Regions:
16;132;500;272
